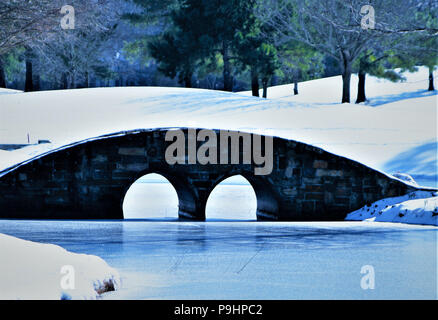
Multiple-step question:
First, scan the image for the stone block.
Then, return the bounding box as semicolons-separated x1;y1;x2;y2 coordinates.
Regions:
335;188;351;196
315;169;343;177
313;160;328;169
305;193;324;201
282;188;298;197
92;155;108;163
118;147;146;156
301;201;315;212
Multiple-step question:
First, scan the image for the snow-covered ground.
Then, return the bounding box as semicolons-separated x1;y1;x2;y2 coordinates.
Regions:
0;88;21;95
0;233;121;300
0;67;436;187
241;67;437;106
346;190;438;226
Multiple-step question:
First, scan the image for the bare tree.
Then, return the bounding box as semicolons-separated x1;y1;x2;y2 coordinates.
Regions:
0;0;121;89
258;0;437;103
0;1;59;55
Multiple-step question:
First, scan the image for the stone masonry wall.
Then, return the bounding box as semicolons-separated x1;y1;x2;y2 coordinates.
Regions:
0;129;417;220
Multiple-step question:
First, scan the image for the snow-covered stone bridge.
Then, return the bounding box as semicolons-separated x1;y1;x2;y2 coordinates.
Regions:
0;128;418;221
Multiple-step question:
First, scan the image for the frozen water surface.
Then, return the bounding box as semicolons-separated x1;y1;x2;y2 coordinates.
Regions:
0;216;436;299
0;180;436;299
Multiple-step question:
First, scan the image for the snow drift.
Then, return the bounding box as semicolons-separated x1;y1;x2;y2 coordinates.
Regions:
345;190;438;226
0;233;121;300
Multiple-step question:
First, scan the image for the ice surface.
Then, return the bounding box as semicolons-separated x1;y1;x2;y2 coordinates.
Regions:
0;219;436;300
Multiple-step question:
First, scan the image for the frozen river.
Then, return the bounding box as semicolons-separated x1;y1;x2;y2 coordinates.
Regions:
0;181;436;299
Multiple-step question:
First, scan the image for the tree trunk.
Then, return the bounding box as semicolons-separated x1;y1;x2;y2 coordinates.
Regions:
292;69;299;95
84;71;89;88
89;76;95;88
184;72;192;88
61;73;68;89
0;58;6;88
222;41;233;92
25;59;33;92
356;71;366;103
428;69;435;91
341;50;352;103
262;77;269;98
251;68;259;97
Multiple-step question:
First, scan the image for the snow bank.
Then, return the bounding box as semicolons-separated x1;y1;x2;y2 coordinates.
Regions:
0;88;22;95
345;190;438;226
0;233;121;300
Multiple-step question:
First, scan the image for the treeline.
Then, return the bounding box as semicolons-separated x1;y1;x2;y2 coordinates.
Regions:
0;0;436;103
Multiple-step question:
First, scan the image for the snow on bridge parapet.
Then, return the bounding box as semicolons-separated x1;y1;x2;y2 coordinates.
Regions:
0;128;430;221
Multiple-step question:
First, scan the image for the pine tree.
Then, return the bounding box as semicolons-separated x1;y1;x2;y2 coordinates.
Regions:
354;49;404;104
278;41;324;96
234;17;279;98
149;32;200;87
149;0;257;92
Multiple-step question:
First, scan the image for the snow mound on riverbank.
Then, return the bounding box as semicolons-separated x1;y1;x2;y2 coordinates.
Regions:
0;233;121;300
345;190;438;226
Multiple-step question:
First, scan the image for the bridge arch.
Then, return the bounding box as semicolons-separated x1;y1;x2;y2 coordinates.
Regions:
205;172;280;221
122;173;179;219
205;175;257;220
121;169;200;220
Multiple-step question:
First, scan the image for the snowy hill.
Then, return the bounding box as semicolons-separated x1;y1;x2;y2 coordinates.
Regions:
240;66;437;106
240;66;438;187
1;67;436;189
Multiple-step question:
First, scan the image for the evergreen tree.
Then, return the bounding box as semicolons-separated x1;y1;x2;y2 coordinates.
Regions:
234;15;279;97
149;0;257;92
354;48;404;103
278;41;324;96
149;31;200;87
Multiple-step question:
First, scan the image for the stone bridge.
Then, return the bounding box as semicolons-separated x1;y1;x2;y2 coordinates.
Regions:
0;128;418;220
